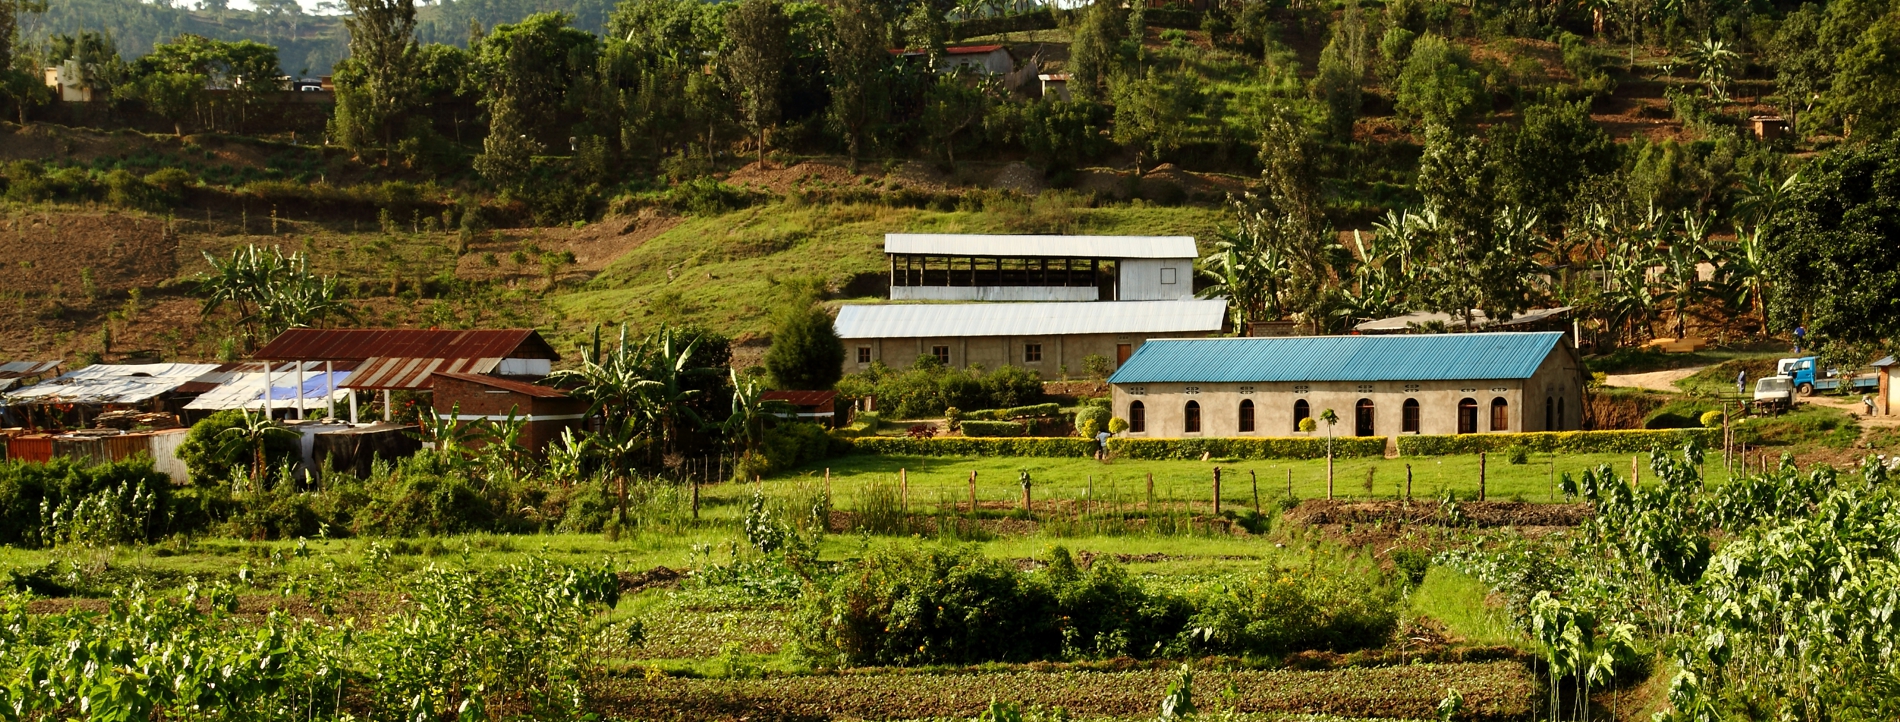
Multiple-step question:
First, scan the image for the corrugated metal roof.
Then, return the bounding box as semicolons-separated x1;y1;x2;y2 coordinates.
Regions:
252;329;559;362
885;234;1198;259
183;369;353;411
3;363;223;405
0;361;61;379
1108;332;1568;384
835;300;1227;339
433;371;568;398
342;357;503;390
763;390;838;407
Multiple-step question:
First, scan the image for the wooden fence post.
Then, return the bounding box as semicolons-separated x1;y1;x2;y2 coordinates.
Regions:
1212;467;1221;517
968;470;977;513
1405;464;1413;501
1250;469;1260;514
1479;452;1487;501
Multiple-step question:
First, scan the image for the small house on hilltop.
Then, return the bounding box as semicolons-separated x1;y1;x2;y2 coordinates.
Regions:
1106;332;1582;438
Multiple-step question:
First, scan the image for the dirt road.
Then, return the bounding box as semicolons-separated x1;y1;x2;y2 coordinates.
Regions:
1602;366;1710;392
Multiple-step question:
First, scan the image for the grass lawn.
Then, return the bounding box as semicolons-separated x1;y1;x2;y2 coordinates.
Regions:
791;450;1744;512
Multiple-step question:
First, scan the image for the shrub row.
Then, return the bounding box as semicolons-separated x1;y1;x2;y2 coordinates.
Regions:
1109;436;1389;460
965;403;1063;421
959;420;1028;437
845;436;1098;457
843;435;1388;459
793;545;1397;666
1395;428;1721;456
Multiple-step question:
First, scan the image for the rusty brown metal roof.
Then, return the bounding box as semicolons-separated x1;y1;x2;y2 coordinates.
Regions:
433;371;569;398
252;329;559;362
763;390;838;408
341;357;503;390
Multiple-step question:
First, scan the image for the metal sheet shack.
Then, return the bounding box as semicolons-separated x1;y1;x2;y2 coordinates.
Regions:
883;234;1199;302
836;299;1228;375
250;328;561;422
1107;332;1583;439
430;372;587;454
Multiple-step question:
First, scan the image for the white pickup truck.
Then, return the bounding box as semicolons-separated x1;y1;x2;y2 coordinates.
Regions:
1753;375;1795;413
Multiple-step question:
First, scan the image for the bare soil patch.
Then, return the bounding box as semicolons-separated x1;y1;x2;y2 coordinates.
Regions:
455;208;682;285
723;160;866;195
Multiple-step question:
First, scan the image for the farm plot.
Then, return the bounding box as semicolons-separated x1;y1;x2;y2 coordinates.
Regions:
592;663;1534;721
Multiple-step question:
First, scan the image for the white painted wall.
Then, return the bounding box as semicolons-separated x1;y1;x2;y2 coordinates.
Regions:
1118;258;1195;300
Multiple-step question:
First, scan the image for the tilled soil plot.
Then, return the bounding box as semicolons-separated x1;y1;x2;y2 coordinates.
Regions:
592;661;1535;721
1286;499;1593;527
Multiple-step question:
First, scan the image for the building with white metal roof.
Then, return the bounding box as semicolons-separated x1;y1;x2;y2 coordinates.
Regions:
3;363;223;407
883;233;1199;302
836;299;1227;377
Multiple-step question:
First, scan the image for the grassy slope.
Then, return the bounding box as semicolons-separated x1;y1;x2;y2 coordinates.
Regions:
548;201;1225;343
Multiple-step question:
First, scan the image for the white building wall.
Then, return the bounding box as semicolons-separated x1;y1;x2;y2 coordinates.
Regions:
1118;258;1195;300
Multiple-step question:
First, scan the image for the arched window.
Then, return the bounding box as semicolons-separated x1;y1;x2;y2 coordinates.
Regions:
1354;398;1375;437
1491;397;1510;431
1457;398;1478;434
1402;399;1420;433
1238;399;1255;433
1129;401;1145;433
1557;397;1566;430
1293;399;1311;431
1184;400;1202;433
1545;397;1554;431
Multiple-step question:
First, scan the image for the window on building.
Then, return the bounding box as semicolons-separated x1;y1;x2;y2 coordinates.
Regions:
1129;401;1145;433
1184;400;1201;433
1239;399;1255;432
932;345;951;365
1024;344;1042;362
1402;398;1420;433
1491;397;1509;431
1160;267;1178;284
1457;398;1478;434
857;347;872;364
1557;398;1565;430
1545;397;1554;430
1293;399;1310;431
1354;398;1375;437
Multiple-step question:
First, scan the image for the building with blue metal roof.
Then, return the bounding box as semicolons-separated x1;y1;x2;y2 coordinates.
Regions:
1106;332;1582;440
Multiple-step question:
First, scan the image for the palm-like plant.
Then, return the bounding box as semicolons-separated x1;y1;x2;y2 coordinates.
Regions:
480;408;534;481
412;402;486;461
199;245;353;348
1685;38;1739;100
217;408;297;484
545;427;593;484
1658;211;1716;339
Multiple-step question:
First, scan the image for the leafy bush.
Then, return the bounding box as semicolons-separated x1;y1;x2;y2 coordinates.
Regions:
0;458;174;547
1075;406;1112;438
668;178;765;216
839;360;1045;419
1395;429;1719;456
968;403;1062;421
795;545;1398;666
756;420;846;475
177;409;301;486
1177;565;1399;658
846;436;1099;457
1699;410;1725;428
960;420;1028;437
794;546;1190;666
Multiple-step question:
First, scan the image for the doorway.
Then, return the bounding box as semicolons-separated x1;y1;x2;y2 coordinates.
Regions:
1354;398;1375;436
1115;344;1132;366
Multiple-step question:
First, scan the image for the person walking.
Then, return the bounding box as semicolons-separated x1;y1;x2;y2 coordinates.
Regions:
1864;394;1878;417
1736;369;1747;395
1794;325;1807;353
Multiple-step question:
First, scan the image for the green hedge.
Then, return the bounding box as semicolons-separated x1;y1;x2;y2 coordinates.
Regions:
1107;436;1388;461
960;420;1028;437
843;435;1386;459
845;437;1098;457
967;403;1063;421
1395;429;1720;456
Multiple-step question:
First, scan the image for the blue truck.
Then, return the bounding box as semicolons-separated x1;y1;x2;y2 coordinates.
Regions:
1777;356;1880;396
